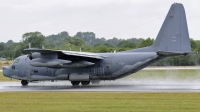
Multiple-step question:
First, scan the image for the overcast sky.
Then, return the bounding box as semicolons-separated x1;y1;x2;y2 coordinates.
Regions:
0;0;200;42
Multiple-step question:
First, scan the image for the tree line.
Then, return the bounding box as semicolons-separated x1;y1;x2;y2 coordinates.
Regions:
0;31;199;66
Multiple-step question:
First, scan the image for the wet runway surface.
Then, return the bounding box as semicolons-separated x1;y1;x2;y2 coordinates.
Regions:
1;80;200;92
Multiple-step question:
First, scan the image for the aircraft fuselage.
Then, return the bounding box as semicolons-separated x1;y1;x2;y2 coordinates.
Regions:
3;52;159;82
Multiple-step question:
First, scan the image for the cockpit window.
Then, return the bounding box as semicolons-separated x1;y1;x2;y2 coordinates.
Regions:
13;58;20;63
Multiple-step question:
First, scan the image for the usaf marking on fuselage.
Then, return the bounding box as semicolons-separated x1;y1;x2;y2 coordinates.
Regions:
3;3;196;86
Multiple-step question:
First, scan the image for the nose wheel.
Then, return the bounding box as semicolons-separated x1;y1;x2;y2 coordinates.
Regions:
21;80;29;86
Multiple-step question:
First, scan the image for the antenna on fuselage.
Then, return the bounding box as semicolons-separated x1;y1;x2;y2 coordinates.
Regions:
29;43;31;48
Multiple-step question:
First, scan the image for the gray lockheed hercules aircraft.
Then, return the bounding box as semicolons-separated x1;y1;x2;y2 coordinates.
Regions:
3;3;195;86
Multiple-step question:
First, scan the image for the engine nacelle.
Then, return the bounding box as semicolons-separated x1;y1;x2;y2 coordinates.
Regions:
63;61;95;67
30;58;71;67
27;52;41;60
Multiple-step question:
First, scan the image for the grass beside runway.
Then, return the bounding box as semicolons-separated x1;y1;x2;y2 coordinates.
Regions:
0;92;200;112
0;72;19;81
0;60;12;70
0;72;11;81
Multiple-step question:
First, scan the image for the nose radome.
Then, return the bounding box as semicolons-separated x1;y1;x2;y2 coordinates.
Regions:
3;66;10;77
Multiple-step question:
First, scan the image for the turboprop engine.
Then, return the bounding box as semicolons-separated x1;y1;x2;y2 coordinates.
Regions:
29;58;71;67
28;52;95;68
30;59;95;68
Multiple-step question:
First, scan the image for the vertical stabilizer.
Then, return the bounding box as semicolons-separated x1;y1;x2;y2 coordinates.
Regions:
152;3;191;52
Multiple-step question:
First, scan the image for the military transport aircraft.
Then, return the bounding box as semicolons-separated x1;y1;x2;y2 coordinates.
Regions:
3;3;196;86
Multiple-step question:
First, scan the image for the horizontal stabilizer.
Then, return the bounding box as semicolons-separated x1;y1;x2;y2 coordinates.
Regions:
157;51;197;56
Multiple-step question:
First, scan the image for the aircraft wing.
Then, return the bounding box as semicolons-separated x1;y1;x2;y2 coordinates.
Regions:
157;51;197;56
24;48;104;59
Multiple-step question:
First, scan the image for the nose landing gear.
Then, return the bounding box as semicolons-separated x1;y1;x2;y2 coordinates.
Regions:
21;80;29;86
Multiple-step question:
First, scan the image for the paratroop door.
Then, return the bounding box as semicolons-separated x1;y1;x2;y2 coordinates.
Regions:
97;67;103;76
25;68;30;80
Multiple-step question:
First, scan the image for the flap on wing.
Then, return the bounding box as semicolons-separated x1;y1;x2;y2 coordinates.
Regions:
24;48;61;53
157;51;197;56
61;51;104;59
24;48;104;59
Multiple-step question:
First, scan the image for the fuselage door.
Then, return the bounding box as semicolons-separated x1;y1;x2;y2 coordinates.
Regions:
105;64;111;75
10;64;19;76
10;57;20;76
97;67;104;76
25;68;30;80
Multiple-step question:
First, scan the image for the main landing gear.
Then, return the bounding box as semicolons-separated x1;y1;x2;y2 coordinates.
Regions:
71;81;80;86
81;81;90;85
71;81;90;86
21;80;29;86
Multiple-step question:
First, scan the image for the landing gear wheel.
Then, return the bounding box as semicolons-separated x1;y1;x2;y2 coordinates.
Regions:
21;80;28;86
71;81;80;86
81;81;90;85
